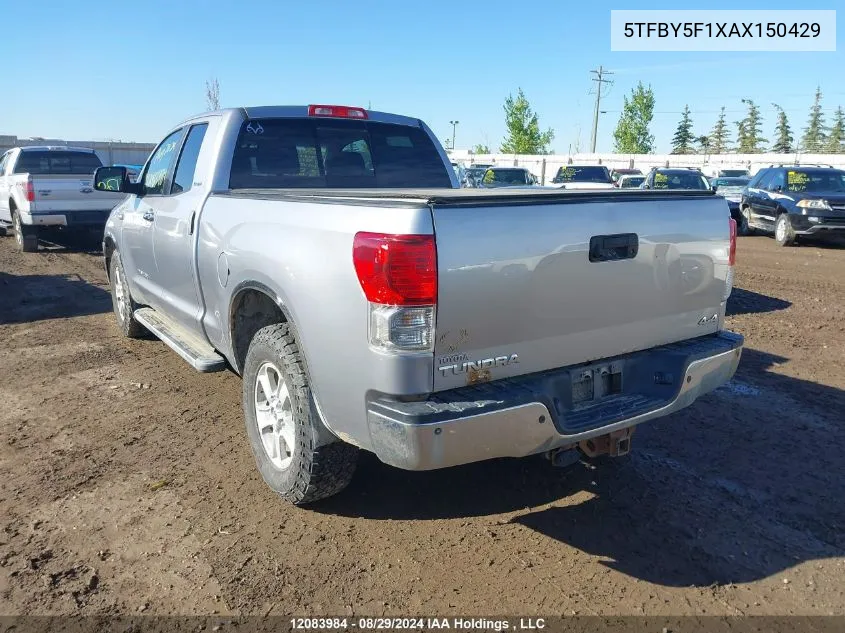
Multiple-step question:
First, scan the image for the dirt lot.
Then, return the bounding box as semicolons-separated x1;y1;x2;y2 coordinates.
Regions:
1;230;844;618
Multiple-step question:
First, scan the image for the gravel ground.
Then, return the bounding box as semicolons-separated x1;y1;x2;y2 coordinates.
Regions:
1;230;844;617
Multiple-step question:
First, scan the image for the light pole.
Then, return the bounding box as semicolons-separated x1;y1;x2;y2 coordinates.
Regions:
450;120;459;150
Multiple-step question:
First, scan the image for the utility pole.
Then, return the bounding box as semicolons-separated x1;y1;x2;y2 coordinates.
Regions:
450;120;459;149
589;66;613;153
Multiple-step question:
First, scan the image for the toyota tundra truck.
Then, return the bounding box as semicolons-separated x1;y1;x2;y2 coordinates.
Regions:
93;104;743;505
0;146;125;251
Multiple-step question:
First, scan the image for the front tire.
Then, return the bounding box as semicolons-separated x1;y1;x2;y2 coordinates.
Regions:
109;252;147;338
242;323;358;505
775;213;796;247
12;210;38;252
738;206;754;236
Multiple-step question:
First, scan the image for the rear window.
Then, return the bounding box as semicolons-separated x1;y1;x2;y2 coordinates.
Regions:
229;118;451;189
14;150;102;175
482;168;528;185
619;176;645;188
719;169;749;178
653;171;709;190
552;166;611;183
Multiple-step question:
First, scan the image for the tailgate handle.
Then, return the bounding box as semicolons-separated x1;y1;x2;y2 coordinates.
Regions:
589;233;639;262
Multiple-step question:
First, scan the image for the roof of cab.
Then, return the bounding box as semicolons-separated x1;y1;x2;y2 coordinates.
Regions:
19;146;96;153
178;106;423;129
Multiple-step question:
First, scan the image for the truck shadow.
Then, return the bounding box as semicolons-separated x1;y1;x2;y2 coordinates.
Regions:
0;271;112;324
725;287;791;316
37;230;104;255
319;347;845;587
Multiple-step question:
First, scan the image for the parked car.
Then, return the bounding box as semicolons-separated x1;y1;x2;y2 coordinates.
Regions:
616;174;646;189
546;165;615;189
739;165;845;245
705;167;750;179
642;168;710;191
93;104;741;505
610;168;642;184
710;176;750;226
0;146;125;251
461;166;487;188
478;167;538;187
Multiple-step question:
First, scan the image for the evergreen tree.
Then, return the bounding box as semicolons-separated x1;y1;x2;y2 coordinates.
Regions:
802;87;827;152
709;107;730;153
771;104;793;153
826;106;844;153
735;99;766;153
671;105;695;154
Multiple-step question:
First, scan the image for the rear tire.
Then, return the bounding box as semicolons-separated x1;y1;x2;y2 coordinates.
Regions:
12;210;38;252
242;323;358;505
775;213;796;247
109;252;147;338
738;206;754;236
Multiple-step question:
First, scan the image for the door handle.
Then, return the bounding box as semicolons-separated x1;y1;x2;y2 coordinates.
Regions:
188;210;196;235
589;233;639;262
142;210;154;222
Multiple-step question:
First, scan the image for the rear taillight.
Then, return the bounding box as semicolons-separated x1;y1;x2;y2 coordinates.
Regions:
724;218;737;301
728;217;737;266
353;232;436;352
308;104;368;119
22;179;35;202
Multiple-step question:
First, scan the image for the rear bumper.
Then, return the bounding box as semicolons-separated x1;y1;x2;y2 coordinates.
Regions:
20;210;111;228
366;332;743;470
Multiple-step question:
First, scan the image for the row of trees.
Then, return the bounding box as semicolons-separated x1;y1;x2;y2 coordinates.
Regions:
671;90;845;155
614;84;845;155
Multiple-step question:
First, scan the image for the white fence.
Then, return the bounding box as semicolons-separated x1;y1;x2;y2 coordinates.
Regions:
447;150;845;184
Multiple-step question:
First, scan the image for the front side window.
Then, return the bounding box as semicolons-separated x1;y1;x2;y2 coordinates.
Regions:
767;170;785;191
143;129;184;195
755;170;774;191
172;124;208;195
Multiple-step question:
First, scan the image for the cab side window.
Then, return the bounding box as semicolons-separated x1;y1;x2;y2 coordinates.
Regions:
171;124;208;195
143;129;184;195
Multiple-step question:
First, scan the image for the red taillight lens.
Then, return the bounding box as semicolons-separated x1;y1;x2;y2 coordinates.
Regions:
728;218;737;266
353;232;436;305
308;104;368;119
24;179;35;202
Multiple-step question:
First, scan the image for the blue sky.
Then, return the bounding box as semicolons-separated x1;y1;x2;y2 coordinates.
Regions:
3;0;842;153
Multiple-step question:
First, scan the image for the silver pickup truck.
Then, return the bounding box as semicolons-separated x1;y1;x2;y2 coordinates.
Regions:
93;104;743;505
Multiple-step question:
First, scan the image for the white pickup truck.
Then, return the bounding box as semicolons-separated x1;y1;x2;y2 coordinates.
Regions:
92;104;743;505
0;146;125;251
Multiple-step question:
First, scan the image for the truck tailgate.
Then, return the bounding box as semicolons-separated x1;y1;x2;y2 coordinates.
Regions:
30;174;123;212
431;190;732;391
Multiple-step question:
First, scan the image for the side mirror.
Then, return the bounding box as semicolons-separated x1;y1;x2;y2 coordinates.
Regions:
711;185;718;192
94;166;141;194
